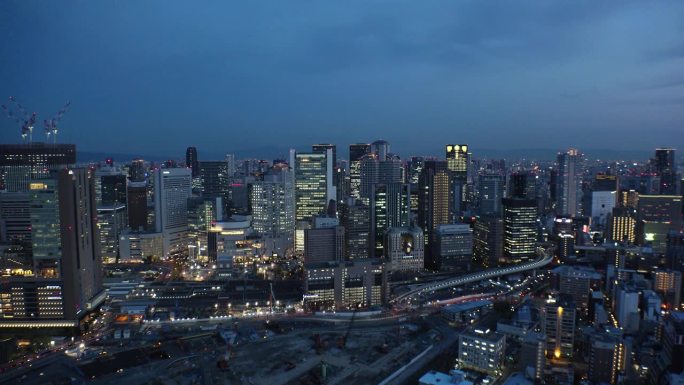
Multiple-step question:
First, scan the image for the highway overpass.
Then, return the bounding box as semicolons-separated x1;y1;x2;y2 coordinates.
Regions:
392;247;553;304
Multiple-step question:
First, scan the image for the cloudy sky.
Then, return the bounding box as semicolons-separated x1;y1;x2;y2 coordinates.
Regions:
1;1;683;160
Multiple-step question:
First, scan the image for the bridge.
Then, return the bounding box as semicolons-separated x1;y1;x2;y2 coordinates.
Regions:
392;247;554;304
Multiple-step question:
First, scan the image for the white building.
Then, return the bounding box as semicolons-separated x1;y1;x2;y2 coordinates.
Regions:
458;328;506;375
250;168;295;240
154;168;192;259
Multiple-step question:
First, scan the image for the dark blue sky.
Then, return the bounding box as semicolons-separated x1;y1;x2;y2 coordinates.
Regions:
1;1;683;160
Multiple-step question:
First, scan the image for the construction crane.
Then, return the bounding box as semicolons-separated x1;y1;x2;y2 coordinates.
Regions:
43;100;71;143
1;96;37;143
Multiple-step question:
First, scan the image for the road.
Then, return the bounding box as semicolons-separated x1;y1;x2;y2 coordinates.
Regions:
393;247;553;304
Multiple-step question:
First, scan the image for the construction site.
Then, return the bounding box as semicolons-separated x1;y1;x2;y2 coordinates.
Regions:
79;314;446;385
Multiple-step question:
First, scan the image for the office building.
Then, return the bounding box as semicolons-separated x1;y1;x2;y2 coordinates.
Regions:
118;230;163;263
418;160;451;269
340;199;371;260
446;144;469;218
186;146;199;178
637;195;683;251
0;192;31;255
0;143;76;192
96;204;127;264
458;328;506;375
556;148;583;217
478;173;505;216
502;198;537;263
542;295;576;359
473;216;504;268
371;140;390;160
250;167;295;239
187;196;217;260
349;143;370;199
608;206;637;243
154;168;192;259
655;148;677;195
294;150;334;221
0;168;104;331
128;158;146;182
304;259;387;310
371;183;410;257
303;219;344;264
127;181;148;231
384;226;424;271
434;224;473;271
199;160;229;203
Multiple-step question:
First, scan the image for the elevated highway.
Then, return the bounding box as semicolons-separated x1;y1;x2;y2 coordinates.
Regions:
392;247;553;304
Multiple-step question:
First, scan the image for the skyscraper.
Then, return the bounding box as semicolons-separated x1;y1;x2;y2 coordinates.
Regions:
446;144;469;219
655;148;677;195
556;148;583;217
0;143;76;192
340;198;371;260
0;168;103;331
478;173;505;216
371;183;410;257
127;181;148;231
251;167;295;239
186;146;199;178
502;198;538;263
473;216;504;268
637;194;683;251
294;150;335;222
418;160;450;270
154;168;192;259
349;143;370;199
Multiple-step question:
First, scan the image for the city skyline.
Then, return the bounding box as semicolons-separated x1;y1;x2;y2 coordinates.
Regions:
2;1;684;157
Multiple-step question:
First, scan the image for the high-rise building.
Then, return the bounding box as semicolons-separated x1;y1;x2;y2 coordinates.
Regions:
96;204;127;264
129;158;146;182
0;192;32;255
303;259;387;310
154;168;192;259
384;226;424;272
478;173;505;216
127;181;148;231
98;173;127;206
446;144;469;219
587;332;626;385
473;216;504;268
418;160;450;270
294;150;335;222
371;183;410;257
550;265;602;311
434;224;473;271
199;160;229;198
542;295;576;359
608;206;637;243
312;144;336;169
655;148;677;195
186;146;199;178
303;220;344;264
654;269;682;310
251;167;295;240
0;143;76;192
615;283;640;333
502;198;537;263
509;172;534;199
371;140;390;161
349;143;370;199
637;195;683;251
186;196;217;260
519;332;546;381
340;199;371;260
556;148;583;217
0;168;104;331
